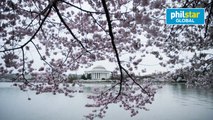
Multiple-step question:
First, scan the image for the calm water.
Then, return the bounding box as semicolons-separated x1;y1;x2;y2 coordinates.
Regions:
0;83;213;120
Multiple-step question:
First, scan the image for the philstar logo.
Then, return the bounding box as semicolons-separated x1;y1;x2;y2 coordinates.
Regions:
166;8;205;25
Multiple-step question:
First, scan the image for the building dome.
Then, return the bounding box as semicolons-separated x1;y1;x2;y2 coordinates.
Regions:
92;66;106;71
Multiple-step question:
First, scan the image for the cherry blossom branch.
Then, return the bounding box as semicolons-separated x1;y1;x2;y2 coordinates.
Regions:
21;47;28;83
0;6;52;53
30;41;54;70
53;5;91;54
89;13;107;33
182;0;195;8
101;0;124;98
62;49;71;64
71;53;84;62
24;13;41;30
61;0;104;14
205;0;213;38
121;67;151;96
23;2;52;30
181;0;212;38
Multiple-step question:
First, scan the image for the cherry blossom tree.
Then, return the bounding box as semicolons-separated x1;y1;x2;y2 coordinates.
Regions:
0;0;212;119
147;0;213;87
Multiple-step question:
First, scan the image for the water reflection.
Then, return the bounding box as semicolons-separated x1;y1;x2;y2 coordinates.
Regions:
0;83;213;120
171;83;213;108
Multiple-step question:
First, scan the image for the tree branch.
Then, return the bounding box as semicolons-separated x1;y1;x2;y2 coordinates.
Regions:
101;0;124;99
89;13;107;33
21;47;28;83
0;6;52;53
53;5;91;54
61;0;104;14
30;41;54;70
121;67;151;96
205;1;213;38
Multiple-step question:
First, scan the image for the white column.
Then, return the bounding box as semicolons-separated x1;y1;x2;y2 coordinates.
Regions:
97;73;98;79
95;73;97;79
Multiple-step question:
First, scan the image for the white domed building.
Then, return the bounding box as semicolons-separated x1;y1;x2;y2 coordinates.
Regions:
85;66;111;80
